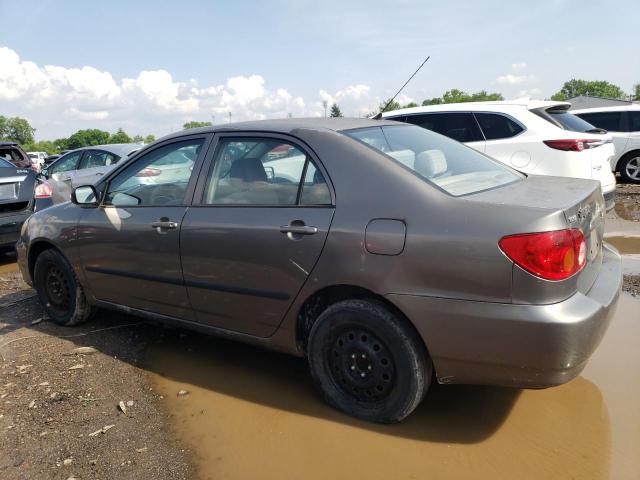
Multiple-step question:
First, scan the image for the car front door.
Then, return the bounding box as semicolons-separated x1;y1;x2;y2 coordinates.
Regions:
76;135;209;319
180;134;335;337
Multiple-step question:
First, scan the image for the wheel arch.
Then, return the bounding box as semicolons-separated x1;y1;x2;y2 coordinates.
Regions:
294;284;432;362
616;149;640;172
27;240;59;281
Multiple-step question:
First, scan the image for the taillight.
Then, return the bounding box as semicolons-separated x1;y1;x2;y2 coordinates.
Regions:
499;229;587;281
543;139;603;151
135;167;161;177
34;182;53;199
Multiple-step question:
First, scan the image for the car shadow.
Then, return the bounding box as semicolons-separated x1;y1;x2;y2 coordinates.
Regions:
32;308;520;444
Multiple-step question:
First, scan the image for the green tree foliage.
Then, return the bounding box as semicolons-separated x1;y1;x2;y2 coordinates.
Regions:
403;102;419;108
21;140;58;155
378;99;402;113
422;89;503;106
183;121;212;129
108;128;132;144
633;83;640;101
550;79;625;101
329;103;343;117
132;134;144;143
0;116;36;144
65;129;110;149
144;134;156;144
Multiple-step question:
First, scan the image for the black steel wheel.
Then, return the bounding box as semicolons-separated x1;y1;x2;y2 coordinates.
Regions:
308;299;431;423
33;248;95;326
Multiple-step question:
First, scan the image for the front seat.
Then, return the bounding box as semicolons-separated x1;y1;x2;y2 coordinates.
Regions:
224;158;279;204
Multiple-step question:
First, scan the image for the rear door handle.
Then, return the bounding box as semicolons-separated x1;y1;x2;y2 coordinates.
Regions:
279;225;318;235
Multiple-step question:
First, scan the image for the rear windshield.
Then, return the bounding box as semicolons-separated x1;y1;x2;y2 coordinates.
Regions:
533;108;599;133
343;125;522;196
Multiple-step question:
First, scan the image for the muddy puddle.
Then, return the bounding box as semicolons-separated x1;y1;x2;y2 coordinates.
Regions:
146;294;640;480
605;236;640;255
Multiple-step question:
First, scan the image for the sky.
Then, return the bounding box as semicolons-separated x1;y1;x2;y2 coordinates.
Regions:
0;0;638;140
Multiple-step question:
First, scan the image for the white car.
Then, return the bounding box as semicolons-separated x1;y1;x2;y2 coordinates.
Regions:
571;105;640;184
27;151;47;172
382;100;617;210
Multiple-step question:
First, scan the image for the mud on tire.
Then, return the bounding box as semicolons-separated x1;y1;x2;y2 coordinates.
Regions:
33;249;95;326
307;299;432;423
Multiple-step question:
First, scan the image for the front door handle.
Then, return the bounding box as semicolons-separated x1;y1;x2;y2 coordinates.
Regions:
279;225;318;235
151;219;179;233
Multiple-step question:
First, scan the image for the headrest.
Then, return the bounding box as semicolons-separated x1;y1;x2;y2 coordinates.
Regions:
415;150;447;178
229;158;267;182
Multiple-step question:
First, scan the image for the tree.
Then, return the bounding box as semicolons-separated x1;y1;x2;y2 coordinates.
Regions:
21;140;58;155
550;79;625;101
53;138;70;151
422;89;503;106
378;98;402;113
108;128;132;144
183;121;212;129
65;129;110;149
144;134;156;144
633;83;640;101
329;103;343;117
0;116;36;145
403;102;419;108
132;135;144;143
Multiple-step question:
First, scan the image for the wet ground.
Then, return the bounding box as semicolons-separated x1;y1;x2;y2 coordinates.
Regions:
1;182;639;479
147;293;640;480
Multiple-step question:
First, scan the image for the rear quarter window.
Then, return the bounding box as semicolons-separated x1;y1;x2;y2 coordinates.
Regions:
474;113;524;140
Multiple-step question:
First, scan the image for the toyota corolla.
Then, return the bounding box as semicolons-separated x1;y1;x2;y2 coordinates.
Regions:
16;118;621;423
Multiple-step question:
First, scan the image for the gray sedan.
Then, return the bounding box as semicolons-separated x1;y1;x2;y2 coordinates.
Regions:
16;118;621;423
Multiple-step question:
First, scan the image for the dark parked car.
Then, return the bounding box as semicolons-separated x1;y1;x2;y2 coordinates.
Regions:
0;142;33;170
16;119;621;423
0;157;37;250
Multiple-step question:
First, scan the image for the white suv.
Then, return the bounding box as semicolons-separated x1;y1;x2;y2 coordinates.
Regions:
381;100;617;210
571;105;640;184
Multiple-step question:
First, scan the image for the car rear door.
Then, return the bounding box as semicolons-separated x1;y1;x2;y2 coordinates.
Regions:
404;112;486;152
72;149;120;187
180;133;335;337
473;112;525;165
76;135;210;319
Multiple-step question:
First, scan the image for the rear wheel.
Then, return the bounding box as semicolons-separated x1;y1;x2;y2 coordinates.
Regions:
307;299;431;423
619;152;640;184
33;249;95;326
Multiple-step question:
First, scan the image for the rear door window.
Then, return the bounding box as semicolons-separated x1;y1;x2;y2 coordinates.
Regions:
474;113;524;140
80;150;119;169
576;112;626;132
404;113;483;142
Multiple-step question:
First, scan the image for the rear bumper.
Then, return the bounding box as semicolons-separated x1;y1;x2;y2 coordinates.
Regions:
0;211;31;248
387;244;621;389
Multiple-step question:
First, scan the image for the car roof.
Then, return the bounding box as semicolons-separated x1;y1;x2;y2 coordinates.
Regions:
64;143;142;157
159;118;401;142
380;99;571;117
571;104;640;114
0;142;21;147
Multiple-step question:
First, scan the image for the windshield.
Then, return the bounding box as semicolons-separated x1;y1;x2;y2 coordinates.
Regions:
343;125;522;196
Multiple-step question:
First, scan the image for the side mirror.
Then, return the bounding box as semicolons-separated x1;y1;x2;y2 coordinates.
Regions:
71;185;99;206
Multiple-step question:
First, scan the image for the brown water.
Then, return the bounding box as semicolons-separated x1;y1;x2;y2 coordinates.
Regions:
0;253;19;274
606;236;640;255
146;294;640;480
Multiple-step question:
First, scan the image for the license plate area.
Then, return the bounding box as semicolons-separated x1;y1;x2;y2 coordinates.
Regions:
0;183;17;200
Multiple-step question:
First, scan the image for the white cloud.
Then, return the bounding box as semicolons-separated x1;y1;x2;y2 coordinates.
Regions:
495;74;538;85
0;46;374;138
511;62;527;70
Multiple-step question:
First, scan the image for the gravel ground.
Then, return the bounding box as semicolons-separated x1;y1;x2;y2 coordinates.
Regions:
615;182;640;296
0;269;193;480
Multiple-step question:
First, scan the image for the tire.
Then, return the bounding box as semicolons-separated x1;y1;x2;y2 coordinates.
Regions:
33;249;95;326
307;299;431;423
618;152;640;184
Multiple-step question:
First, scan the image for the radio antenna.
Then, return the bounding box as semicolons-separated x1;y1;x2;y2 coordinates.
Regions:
373;56;430;119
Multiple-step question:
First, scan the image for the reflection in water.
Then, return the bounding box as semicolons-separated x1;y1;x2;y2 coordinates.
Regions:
145;295;640;479
605;236;640;255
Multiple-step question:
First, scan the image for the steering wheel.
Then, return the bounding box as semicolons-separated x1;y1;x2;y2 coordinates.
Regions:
150;184;183;205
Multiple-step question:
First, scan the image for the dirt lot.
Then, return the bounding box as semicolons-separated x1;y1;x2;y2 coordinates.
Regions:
612;181;640;296
0;259;192;479
1;182;639;479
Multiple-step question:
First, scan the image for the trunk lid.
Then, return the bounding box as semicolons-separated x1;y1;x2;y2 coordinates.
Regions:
0;166;36;215
467;174;604;299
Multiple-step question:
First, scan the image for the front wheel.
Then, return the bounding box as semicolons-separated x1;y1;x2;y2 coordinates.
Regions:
619;153;640;184
33;249;95;326
307;299;431;423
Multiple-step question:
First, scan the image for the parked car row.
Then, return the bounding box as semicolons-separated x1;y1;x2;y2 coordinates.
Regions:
16;117;621;423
